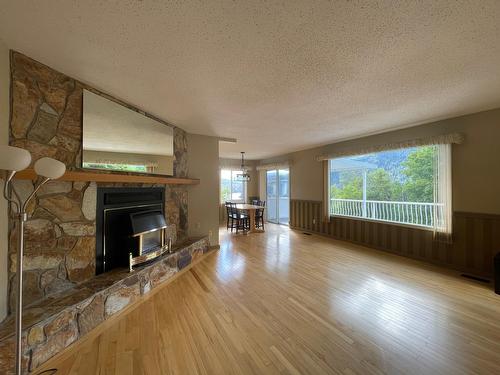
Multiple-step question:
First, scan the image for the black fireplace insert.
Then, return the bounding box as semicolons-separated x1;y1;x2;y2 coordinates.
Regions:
95;187;166;274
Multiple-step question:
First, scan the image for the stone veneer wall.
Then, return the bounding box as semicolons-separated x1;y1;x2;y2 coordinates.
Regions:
7;52;189;314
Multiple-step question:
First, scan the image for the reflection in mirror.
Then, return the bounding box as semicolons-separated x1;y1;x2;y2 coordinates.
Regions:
82;90;174;175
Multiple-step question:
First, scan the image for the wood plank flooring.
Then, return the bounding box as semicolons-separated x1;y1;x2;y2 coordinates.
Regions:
37;224;500;375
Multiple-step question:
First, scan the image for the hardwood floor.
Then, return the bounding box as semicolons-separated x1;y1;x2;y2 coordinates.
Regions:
37;224;500;375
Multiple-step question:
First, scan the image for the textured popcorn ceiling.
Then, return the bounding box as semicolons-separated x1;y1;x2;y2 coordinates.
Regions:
1;1;499;159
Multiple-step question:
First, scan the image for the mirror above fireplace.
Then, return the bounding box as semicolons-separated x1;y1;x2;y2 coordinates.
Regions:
82;89;174;175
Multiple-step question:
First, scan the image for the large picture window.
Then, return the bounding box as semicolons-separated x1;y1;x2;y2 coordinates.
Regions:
328;144;452;232
220;169;246;203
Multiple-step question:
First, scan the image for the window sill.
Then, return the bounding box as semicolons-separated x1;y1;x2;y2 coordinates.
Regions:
329;214;435;232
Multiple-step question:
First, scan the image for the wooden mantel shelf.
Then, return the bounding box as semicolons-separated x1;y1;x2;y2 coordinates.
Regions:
14;169;200;185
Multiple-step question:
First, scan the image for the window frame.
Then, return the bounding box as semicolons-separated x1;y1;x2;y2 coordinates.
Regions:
326;144;449;232
220;168;247;204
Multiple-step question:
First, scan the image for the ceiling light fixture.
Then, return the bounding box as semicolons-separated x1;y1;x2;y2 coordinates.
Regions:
236;152;251;182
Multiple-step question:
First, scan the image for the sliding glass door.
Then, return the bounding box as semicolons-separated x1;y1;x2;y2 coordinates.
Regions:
266;169;289;225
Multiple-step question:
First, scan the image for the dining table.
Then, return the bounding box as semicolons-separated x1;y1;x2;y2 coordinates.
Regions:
234;204;265;234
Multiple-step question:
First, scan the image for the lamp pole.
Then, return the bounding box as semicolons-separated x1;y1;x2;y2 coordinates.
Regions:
12;176;49;374
14;211;25;375
1;148;65;375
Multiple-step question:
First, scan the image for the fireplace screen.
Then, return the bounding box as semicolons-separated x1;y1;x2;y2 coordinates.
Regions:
141;231;162;254
129;209;172;271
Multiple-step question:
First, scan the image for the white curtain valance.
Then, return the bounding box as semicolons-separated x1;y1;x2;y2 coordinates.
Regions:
315;132;465;161
256;161;291;171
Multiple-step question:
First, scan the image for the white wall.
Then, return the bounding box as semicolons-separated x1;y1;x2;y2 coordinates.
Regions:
0;41;9;320
187;134;220;246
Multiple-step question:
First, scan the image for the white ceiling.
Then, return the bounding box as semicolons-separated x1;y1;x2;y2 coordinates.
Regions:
1;1;500;160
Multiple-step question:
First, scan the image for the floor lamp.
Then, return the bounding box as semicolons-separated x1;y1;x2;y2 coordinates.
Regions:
1;145;66;375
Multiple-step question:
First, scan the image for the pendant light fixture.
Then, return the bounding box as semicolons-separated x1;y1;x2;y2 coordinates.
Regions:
236;152;251;182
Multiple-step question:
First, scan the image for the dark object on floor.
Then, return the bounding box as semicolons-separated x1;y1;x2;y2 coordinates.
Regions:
178;253;192;270
495;252;500;295
302;232;312;236
461;274;490;284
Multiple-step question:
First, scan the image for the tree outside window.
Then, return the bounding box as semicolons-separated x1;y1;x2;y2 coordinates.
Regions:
328;145;441;228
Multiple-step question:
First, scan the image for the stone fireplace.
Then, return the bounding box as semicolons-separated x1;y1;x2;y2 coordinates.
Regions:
6;51;189;312
0;51;215;373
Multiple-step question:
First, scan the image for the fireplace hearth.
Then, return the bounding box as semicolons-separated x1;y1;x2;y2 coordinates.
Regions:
0;235;211;373
96;187;168;274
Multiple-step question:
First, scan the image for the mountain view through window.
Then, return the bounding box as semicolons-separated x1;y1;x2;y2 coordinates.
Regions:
329;145;440;227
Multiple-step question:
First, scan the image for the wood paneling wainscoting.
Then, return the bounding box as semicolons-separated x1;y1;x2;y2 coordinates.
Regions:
290;199;500;278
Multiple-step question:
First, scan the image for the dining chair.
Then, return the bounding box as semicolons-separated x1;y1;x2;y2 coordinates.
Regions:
255;200;266;229
228;202;249;233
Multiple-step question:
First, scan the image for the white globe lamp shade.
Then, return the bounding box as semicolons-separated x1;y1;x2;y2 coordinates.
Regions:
34;157;66;179
0;145;32;171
